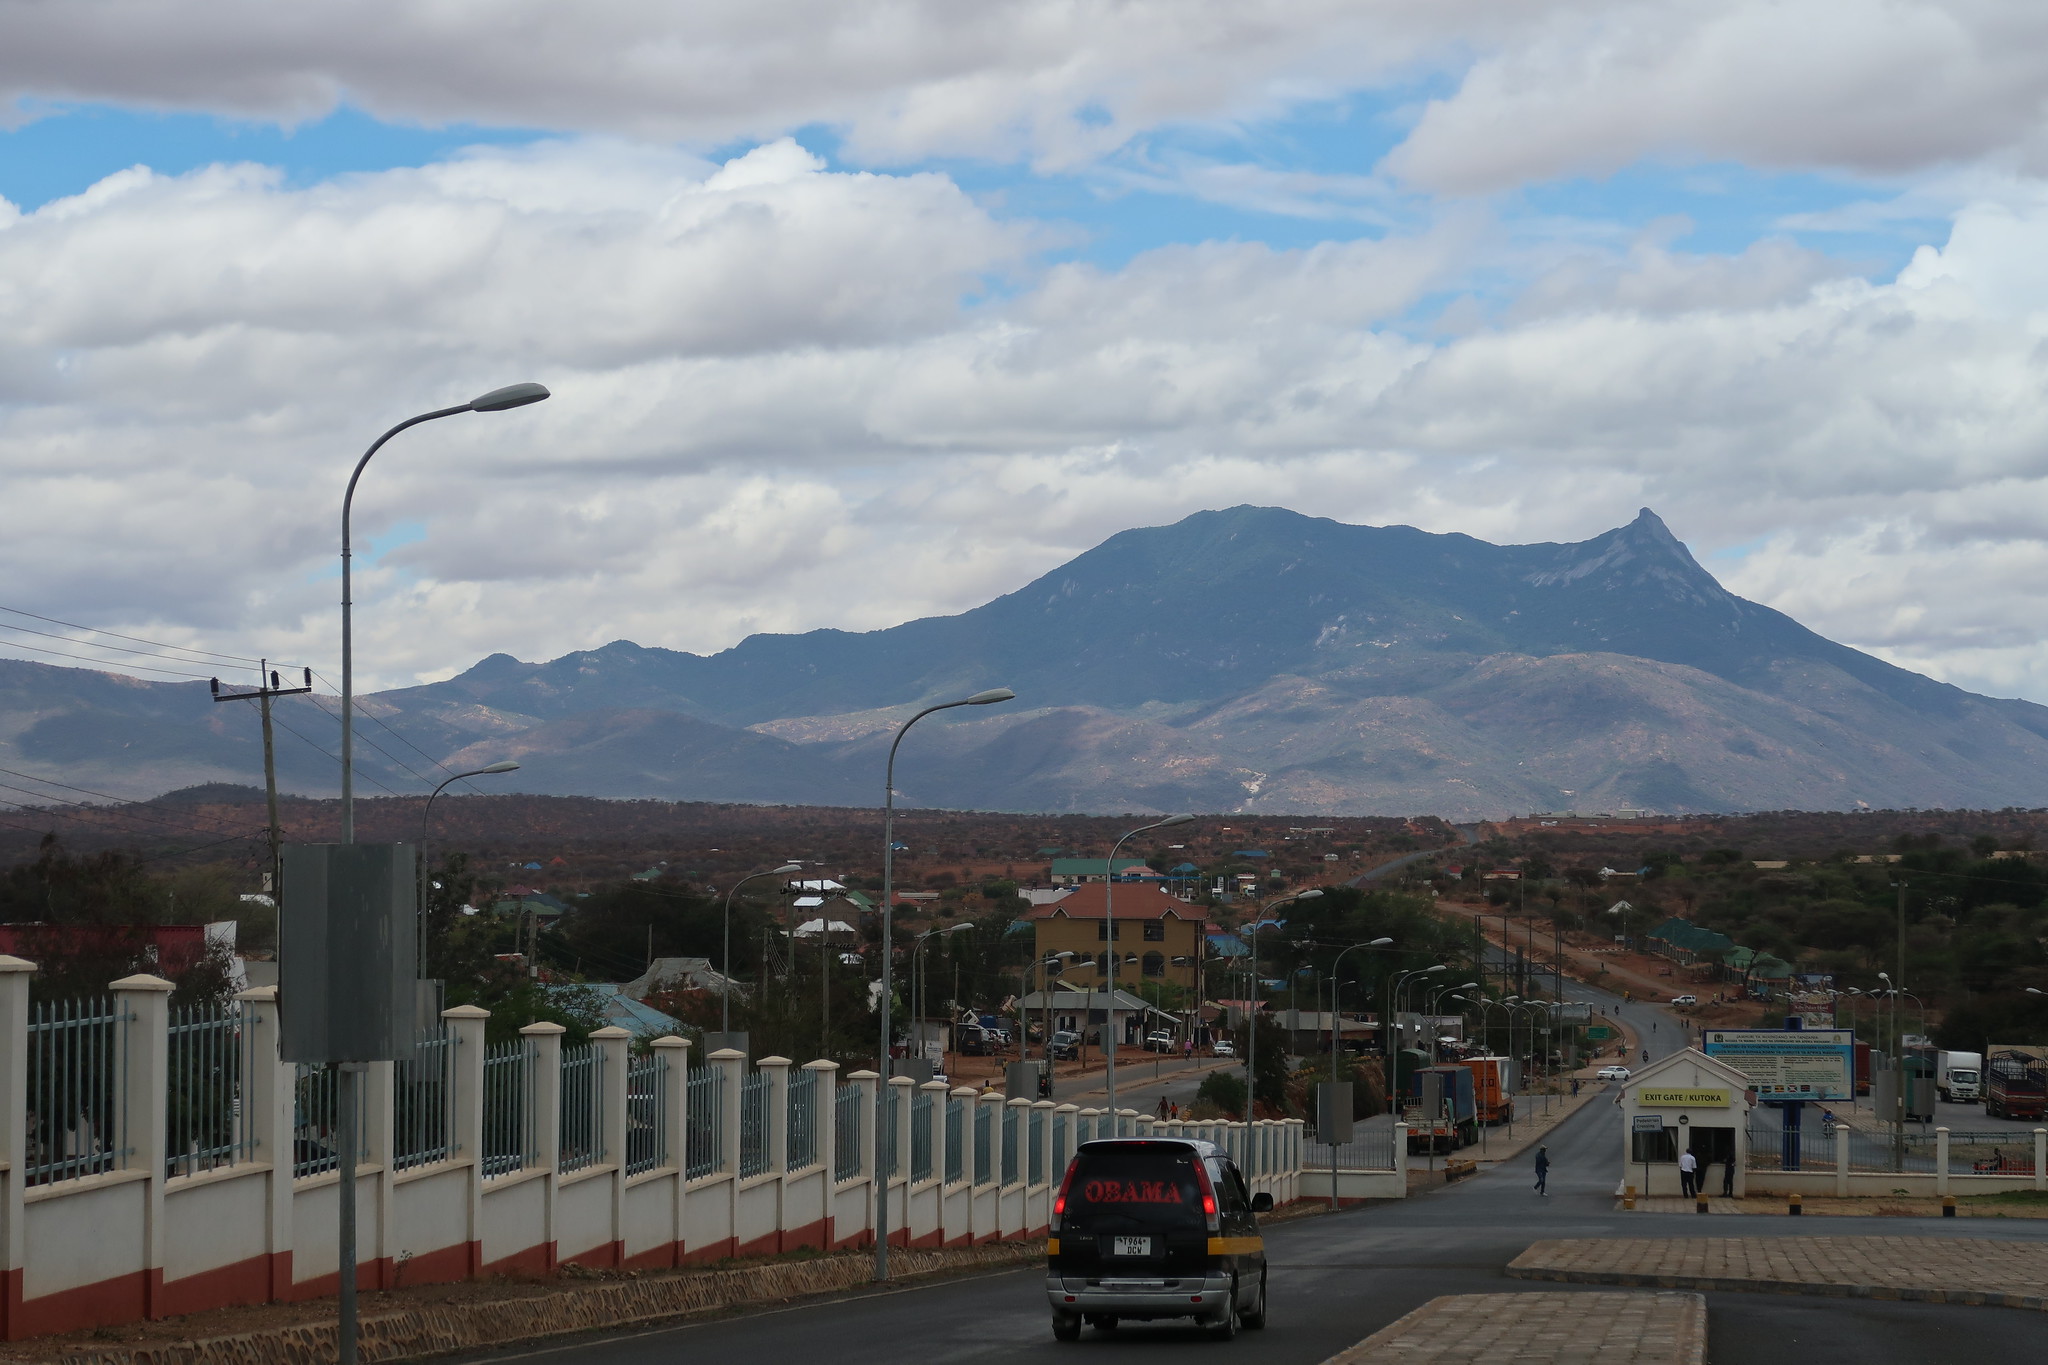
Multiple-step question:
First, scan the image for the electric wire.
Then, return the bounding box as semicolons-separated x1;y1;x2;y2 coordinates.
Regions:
266;714;404;797
0;604;262;664
0;636;222;680
0;618;280;675
306;668;486;794
297;692;440;792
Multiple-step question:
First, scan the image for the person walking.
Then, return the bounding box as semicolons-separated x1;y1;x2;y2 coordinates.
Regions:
1533;1144;1550;1196
1720;1155;1736;1197
1678;1147;1698;1198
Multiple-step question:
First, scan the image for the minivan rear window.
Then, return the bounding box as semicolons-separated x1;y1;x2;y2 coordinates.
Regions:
1063;1148;1205;1230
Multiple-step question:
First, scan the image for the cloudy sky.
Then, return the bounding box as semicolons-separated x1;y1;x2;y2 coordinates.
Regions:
7;1;2048;703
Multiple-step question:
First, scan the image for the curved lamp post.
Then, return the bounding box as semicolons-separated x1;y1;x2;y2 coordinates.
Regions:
1325;937;1394;1075
340;383;549;843
722;864;803;1034
1102;814;1196;1129
1425;981;1480;1062
1240;887;1320;1123
1016;950;1075;1061
416;760;520;969
874;687;1014;1282
911;922;974;1059
1386;964;1446;1060
1452;994;1516;1140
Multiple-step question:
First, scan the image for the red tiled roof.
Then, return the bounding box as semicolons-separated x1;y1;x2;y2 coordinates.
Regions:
1020;882;1202;921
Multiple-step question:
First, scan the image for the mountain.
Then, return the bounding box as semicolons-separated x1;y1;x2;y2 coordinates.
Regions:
4;507;2046;820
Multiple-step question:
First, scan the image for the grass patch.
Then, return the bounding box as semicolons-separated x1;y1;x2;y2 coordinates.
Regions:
1956;1188;2048;1207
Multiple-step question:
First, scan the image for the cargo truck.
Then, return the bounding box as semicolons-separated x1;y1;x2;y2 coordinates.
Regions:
1404;1064;1477;1153
1457;1055;1517;1124
1853;1039;1871;1096
1938;1050;1983;1104
1985;1045;2048;1121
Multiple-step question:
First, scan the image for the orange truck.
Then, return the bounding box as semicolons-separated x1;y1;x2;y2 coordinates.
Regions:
1458;1055;1516;1124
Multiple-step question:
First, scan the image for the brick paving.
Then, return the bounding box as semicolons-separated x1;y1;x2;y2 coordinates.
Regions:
1508;1237;2048;1311
1321;1291;1704;1365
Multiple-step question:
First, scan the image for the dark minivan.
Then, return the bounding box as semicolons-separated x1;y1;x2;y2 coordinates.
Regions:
1045;1138;1271;1341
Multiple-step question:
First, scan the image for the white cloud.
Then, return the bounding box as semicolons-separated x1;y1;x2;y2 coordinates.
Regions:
10;135;2048;710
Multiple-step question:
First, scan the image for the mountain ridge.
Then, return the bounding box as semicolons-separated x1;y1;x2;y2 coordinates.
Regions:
1;505;2043;819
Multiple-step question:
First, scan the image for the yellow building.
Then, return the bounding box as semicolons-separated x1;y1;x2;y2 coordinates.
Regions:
1023;882;1207;994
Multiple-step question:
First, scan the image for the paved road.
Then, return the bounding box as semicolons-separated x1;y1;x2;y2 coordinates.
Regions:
464;1075;2048;1365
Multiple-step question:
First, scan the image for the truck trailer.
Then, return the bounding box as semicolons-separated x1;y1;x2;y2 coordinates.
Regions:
1457;1055;1517;1124
1403;1064;1477;1153
1985;1045;2048;1121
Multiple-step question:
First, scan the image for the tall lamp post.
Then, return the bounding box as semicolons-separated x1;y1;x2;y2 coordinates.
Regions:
721;865;803;1036
1101;814;1196;1131
332;383;546;1365
1425;981;1480;1062
1325;937;1394;1076
874;687;1015;1282
1386;965;1446;1059
340;383;549;844
1016;951;1075;1062
1239;887;1320;1124
1452;994;1516;1139
416;760;520;974
912;923;974;1063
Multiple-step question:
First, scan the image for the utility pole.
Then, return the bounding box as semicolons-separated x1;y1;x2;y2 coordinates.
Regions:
1893;878;1907;1173
211;662;314;897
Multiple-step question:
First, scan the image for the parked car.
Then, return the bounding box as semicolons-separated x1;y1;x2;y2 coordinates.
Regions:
1048;1030;1082;1061
1670;994;1698;1006
1143;1030;1178;1053
1211;1040;1237;1057
1596;1065;1631;1081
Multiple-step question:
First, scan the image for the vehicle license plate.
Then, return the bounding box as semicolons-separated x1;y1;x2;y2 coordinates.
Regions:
1113;1236;1152;1257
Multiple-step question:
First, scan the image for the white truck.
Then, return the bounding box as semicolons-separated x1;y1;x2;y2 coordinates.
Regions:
1939;1050;1983;1104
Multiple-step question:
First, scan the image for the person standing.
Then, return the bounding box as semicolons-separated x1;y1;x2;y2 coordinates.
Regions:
1533;1144;1550;1196
1678;1147;1698;1198
1721;1155;1736;1198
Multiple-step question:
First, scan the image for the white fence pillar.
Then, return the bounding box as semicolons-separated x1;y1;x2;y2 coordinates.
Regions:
844;1070;878;1245
2036;1128;2047;1193
521;1022;566;1271
651;1035;690;1262
0;956;32;1333
234;986;291;1299
111;974;171;1317
1393;1121;1410;1188
1835;1121;1850;1197
593;1027;631;1264
805;1060;839;1245
1936;1126;1951;1197
443;1004;489;1278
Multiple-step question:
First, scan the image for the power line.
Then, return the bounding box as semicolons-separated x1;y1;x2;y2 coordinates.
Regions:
0;618;282;675
298;693;440;791
0;604;261;664
268;714;404;797
0;636;222;681
306;668;484;794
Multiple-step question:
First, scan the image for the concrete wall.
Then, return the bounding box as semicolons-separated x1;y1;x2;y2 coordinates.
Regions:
0;959;1307;1341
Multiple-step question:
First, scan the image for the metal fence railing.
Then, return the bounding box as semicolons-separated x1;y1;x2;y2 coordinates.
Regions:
626;1051;668;1176
559;1043;605;1174
786;1067;817;1171
974;1103;993;1185
166;1000;255;1178
481;1040;534;1179
1948;1131;2038;1176
394;1028;454;1171
945;1098;965;1183
834;1082;862;1177
1745;1113;1837;1172
739;1070;771;1178
291;1062;368;1180
1028;1106;1046;1185
910;1089;933;1182
880;1086;900;1179
1051;1111;1069;1179
1001;1106;1018;1185
686;1065;724;1179
27;995;129;1186
1304;1117;1397;1172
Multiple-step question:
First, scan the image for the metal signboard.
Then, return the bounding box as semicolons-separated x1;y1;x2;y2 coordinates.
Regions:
1637;1088;1730;1108
1315;1082;1355;1144
1703;1027;1852;1101
1631;1114;1667;1133
280;843;418;1063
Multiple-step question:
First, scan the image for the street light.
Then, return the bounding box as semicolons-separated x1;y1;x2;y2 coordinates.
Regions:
875;686;1014;1282
1102;814;1196;1132
416;760;520;975
721;865;803;1035
339;383;549;844
1017;951;1076;1063
331;385;546;1365
911;924;974;1058
1424;981;1480;1062
1238;886;1319;1125
1325;937;1393;1075
1452;994;1516;1140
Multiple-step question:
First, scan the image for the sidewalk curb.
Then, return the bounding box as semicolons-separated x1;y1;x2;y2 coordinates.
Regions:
45;1242;1046;1365
1505;1239;2048;1313
1319;1291;1706;1365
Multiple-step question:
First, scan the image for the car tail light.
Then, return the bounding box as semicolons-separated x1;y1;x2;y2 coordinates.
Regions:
1051;1157;1079;1232
1193;1158;1220;1232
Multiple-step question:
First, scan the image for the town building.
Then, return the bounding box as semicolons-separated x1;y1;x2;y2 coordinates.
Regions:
1021;882;1207;993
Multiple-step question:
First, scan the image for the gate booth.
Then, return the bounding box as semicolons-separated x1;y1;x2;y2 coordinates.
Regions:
1615;1049;1756;1197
